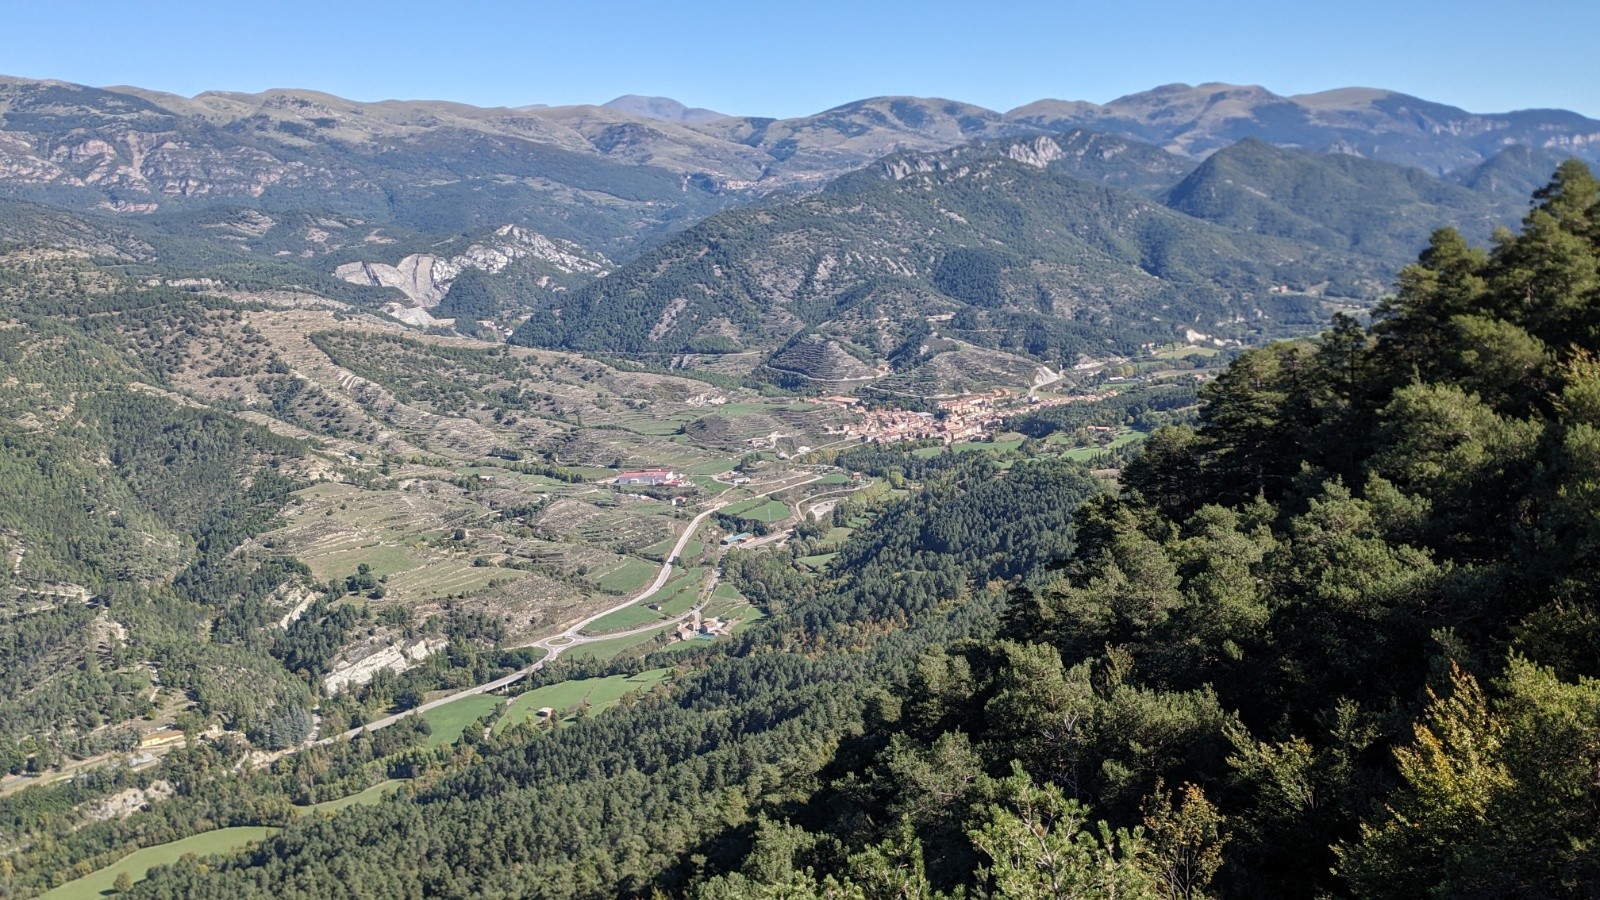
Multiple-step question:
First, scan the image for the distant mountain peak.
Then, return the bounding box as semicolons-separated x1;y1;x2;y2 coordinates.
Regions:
601;95;728;124
1291;87;1397;109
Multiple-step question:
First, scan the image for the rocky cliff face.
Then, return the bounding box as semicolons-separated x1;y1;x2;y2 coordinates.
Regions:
0;80;375;205
336;257;451;308
335;224;611;310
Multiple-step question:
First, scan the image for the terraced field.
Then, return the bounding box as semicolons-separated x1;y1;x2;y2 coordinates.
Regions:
149;304;847;738
582;567;706;634
539;497;678;556
271;483;476;584
686;458;739;475
384;559;520;601
593;557;659;593
641;535;703;561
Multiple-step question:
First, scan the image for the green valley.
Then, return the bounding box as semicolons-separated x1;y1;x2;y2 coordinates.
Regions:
2;59;1599;900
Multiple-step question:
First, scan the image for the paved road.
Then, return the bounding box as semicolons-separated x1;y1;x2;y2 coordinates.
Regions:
322;473;823;744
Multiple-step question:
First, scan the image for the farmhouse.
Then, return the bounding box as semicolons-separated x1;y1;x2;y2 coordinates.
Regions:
675;610;733;642
613;469;682;486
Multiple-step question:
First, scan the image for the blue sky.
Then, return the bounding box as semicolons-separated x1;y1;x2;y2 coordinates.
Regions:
7;0;1597;119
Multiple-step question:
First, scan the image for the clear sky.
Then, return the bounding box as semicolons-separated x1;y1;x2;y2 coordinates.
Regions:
6;0;1597;119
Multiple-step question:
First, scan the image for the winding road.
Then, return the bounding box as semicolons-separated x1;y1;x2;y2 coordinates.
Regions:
323;473;824;744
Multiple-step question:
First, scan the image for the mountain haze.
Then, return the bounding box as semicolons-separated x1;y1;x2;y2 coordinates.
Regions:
601;94;729;123
1009;82;1600;173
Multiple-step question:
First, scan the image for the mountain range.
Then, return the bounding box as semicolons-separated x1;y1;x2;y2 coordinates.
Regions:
0;73;1591;387
5;75;1597;210
505;131;1557;387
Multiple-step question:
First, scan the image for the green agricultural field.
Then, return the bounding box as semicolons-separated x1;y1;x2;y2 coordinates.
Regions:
640;536;702;561
799;552;838;571
730;606;768;634
723;498;790;523
692;476;735;495
296;779;408;816
43;826;277;899
703;586;751;619
640;535;680;557
580;602;666;633
594;557;659;593
912;437;1025;458
419;694;503;747
652;571;706;615
583;669;670;713
641;568;693;596
583;567;704;633
816;473;851;485
1059;429;1145;462
457;465;568;487
571;466;621;480
1147;343;1221;360
686;458;739;475
713;401;785;417
494;669;671;733
615;417;690;436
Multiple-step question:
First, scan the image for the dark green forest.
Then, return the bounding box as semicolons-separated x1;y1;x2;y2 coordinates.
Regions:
48;163;1594;897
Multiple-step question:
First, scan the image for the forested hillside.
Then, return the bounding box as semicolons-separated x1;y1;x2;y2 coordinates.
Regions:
512;145;1363;367
510;130;1545;389
0;257;324;766
682;160;1600;897
14;453;1106;898
82;164;1600;898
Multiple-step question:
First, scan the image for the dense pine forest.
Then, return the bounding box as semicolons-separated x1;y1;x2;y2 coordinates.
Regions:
15;163;1578;897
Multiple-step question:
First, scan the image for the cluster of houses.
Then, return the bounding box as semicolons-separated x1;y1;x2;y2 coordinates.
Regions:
818;390;1011;445
823;388;1121;445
